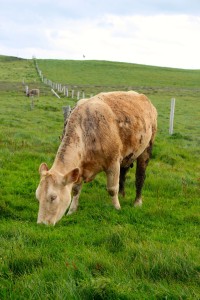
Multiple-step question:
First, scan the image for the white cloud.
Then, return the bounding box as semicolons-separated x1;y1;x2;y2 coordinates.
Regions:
1;1;200;68
26;14;200;69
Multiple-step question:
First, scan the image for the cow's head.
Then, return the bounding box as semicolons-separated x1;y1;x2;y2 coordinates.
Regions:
36;163;79;225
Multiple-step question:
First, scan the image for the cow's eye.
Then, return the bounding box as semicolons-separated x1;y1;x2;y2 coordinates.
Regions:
50;195;57;202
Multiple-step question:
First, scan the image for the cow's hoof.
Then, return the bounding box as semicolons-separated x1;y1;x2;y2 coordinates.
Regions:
119;190;125;197
114;203;121;210
134;199;142;207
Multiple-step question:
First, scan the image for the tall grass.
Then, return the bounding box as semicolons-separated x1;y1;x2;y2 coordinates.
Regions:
0;57;199;299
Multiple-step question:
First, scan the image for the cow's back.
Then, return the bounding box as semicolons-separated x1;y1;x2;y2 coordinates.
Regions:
99;91;157;159
65;91;157;169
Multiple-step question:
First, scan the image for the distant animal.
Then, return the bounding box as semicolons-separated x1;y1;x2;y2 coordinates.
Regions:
36;91;157;225
27;89;40;97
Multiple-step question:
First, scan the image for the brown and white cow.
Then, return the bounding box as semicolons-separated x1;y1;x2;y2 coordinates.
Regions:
27;89;40;97
36;91;157;225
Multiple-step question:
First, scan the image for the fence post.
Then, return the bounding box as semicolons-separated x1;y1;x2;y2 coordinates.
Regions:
25;85;29;95
169;98;176;135
66;87;68;97
63;106;71;122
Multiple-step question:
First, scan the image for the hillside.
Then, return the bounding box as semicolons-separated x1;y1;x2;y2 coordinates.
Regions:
37;58;200;89
1;54;200;89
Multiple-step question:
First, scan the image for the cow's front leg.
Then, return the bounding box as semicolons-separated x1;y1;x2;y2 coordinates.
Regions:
67;182;82;215
106;161;121;210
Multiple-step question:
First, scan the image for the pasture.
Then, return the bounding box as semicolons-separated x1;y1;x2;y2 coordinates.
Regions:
0;56;199;299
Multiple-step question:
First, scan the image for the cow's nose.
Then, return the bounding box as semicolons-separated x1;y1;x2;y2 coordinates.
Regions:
39;219;55;226
37;218;42;224
37;218;48;225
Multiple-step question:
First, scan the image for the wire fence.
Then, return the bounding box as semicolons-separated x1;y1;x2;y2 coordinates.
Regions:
34;59;200;100
0;59;199;140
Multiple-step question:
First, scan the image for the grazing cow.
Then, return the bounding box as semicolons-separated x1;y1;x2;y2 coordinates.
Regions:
36;91;157;225
27;89;40;97
61;98;133;196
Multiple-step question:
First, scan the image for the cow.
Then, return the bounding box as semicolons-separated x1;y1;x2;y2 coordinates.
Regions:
61;98;134;196
27;89;40;97
36;91;157;225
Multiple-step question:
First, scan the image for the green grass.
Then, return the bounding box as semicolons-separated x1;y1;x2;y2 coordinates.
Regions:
0;56;200;299
0;55;39;83
37;58;200;88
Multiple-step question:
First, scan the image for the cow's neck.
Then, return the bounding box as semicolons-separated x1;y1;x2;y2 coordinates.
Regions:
52;134;82;174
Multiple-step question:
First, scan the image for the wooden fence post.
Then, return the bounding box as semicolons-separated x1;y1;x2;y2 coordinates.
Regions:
63;106;71;122
25;85;29;95
169;98;176;135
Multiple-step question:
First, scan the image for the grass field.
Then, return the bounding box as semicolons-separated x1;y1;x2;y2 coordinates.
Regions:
37;58;200;88
0;55;200;299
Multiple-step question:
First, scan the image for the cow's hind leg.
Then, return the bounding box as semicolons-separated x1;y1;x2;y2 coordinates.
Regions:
134;142;153;207
67;182;82;215
119;164;133;197
106;161;121;209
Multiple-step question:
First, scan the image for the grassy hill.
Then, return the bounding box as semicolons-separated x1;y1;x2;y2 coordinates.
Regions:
37;59;200;88
0;56;199;299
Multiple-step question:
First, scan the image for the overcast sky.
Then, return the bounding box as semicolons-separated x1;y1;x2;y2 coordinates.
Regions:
1;0;200;69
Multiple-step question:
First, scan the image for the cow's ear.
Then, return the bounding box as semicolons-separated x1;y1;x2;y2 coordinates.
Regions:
63;168;80;185
39;163;49;175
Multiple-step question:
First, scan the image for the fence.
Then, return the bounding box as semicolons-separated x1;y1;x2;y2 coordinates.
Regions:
33;59;200;139
34;59;200;100
34;59;95;100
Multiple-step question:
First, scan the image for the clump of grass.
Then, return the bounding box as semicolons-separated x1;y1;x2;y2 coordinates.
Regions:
106;231;125;253
7;256;44;277
78;276;126;300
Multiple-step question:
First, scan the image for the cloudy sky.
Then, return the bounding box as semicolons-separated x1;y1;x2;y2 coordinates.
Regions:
1;0;200;69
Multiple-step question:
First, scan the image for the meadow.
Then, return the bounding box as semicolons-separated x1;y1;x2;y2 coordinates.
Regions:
0;56;199;299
